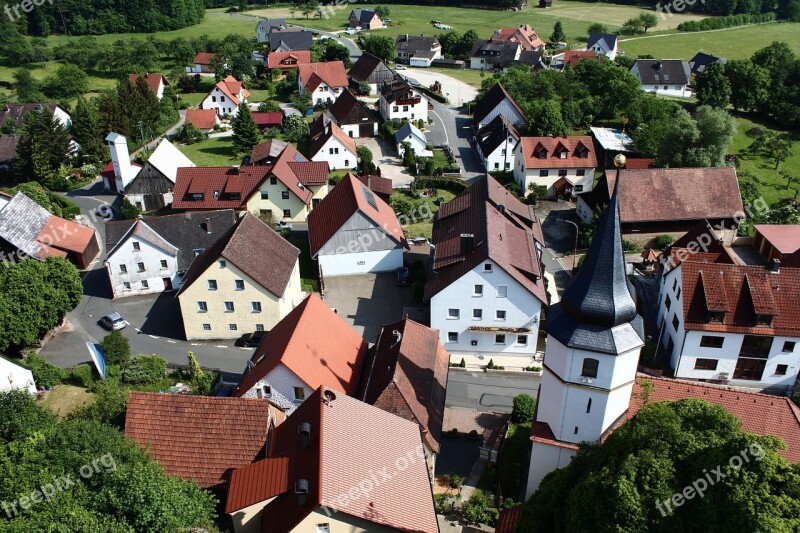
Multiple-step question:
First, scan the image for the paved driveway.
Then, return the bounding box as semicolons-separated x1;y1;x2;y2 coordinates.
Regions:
322;271;423;343
357;137;414;188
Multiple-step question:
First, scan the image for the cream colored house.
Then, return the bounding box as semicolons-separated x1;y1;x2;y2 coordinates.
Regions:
176;213;302;340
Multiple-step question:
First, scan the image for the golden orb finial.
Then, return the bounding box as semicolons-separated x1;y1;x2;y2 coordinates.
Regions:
614;154;627;168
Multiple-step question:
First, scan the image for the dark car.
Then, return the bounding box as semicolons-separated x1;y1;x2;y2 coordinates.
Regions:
236;330;266;347
396;266;411;286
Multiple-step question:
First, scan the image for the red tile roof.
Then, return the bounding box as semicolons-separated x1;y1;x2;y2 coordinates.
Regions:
307;173;406;256
177;213;300;299
269;143;318;201
36;216;97;256
128;73;167;93
251;112;282;127
173;166;270;209
124;392;285;489
623;157;655;169
228;387;439;533
358;318;450;453
207;75;250;107
755;225;800;255
286;161;328;186
249;139;290;165
496;506;524;533
355;174;393;196
491;24;546;50
604;167;743;224
661;221;738;271
185;108;218;130
519;135;597;170
564;49;603;67
225;456;292;513
193;52;217;65
679;261;800;337
629;376;800;463
298;61;349;92
425;175;547;304
235;293;369;397
267;50;311;69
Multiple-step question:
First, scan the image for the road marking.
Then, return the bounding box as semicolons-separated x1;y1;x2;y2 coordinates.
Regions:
166;340;176;344
134;327;141;333
240;347;252;351
148;335;159;339
191;343;200;346
430;110;448;145
215;345;228;349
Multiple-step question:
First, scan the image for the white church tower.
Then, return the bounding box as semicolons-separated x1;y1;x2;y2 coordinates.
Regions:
526;155;645;498
104;132;140;193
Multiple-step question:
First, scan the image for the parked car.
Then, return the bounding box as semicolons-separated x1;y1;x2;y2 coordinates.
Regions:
97;204;113;219
236;330;266;347
275;221;293;231
100;312;126;331
395;64;406;70
396;266;411;286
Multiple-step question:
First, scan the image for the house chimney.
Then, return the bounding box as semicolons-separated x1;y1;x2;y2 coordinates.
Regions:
656;60;663;71
298;422;312;449
769;258;780;274
202;217;211;234
460;234;475;255
231;165;240;175
105;133;135;188
295;479;309;506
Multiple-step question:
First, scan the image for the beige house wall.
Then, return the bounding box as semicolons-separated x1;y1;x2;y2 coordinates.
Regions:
286;507;405;532
246;181;310;223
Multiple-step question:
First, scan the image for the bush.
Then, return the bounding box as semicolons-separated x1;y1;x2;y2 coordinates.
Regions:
22;353;68;388
512;393;536;423
413;177;468;194
622;239;638;252
122;354;167;385
101;330;131;367
486;359;505;370
677;12;774;32
459;358;466;368
445;472;464;488
653;234;674;250
73;379;128;427
434;493;451;515
69;363;94;388
120;198;140;219
461;491;498;526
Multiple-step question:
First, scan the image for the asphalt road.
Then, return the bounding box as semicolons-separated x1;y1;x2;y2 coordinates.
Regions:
39;181;252;373
445;370;541;413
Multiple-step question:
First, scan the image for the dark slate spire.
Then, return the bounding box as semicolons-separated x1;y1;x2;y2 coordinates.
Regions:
559;163;637;327
544;155;644;354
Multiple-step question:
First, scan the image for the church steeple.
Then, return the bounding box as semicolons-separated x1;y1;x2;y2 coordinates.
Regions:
544;154;644;354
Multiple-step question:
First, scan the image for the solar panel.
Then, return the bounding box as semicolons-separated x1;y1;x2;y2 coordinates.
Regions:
361;185;378;210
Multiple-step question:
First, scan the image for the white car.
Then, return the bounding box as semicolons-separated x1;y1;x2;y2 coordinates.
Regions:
395;64;406;70
97;204;113;219
275;221;293;231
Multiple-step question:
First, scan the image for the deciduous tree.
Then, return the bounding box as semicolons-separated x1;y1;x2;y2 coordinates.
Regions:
695;62;731;109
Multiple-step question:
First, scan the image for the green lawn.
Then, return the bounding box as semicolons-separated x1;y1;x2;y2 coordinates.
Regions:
43;385;96;418
728;113;800;208
288;236;319;292
422;67;489;89
393;188;456;239
619;21;800;60
497;422;532;502
176;136;242;167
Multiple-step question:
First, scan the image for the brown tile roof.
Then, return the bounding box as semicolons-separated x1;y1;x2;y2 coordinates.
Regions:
355;174;393;196
679;261;800;337
0;103;65;129
424;174;547;303
206;75;250;107
228;387;439;533
491;24;546;50
328;89;378;127
235;293;368;397
603;167;743;224
177;213;299;298
173;166;270;209
348;52;394;85
629;376;800;463
564;49;603;68
128;73;167;93
519;135;597;170
37;216;97;256
267;50;311;69
299;61;349;92
269;143;320;199
193;52;216;65
124;392;285;489
286;161;328;186
755;225;800;255
225;456;292;513
496;506;524;533
307;173;406;256
251;112;282;127
185;109;217;130
380;77;421;105
249;139;290;165
358;318;450;453
623;157;655;169
309;114;357;159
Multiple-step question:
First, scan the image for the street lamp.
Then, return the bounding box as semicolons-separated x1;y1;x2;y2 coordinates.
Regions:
556;218;579;272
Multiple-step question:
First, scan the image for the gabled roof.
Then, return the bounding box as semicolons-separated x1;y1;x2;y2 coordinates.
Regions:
519;135;597;169
632;59;689;85
689;52;727;74
142;138;195;183
185;109;217;130
328;89;378;126
270;143;324;196
472;83;526;127
269;28;313;52
193;52;216;65
299;61;349;92
470;39;521;68
105;210;238;270
351;8;379;24
228;387;439;533
425;175;547;304
124;392;285;489
0;103;68;129
0;135;19;163
586;32;618;53
249;139;290;165
396;34;440;54
395;121;427;146
755;225;800;255
173;166;271;209
127;73;168;93
267;50;311;69
177;213;299;298
207;75;250;107
355;174;393;197
348;52;395;85
358;318;449;453
661;221;738;272
379;77;421;104
309;114;357;159
564;49;603;68
257;18;286;33
603;167;743;224
518;49;546;69
235;293;368;397
490;24;546;50
251;112;282;127
307;173;407;256
629;376;800;463
477;115;520;157
679;261;800;337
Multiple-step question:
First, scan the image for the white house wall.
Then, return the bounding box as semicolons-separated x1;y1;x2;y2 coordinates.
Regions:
481;138;517;172
106;234;180;299
201;87;241;117
239;363;310;412
302;82;344;106
476;99;525;129
380;93;428;122
513;155;595;198
397;135;428;157
312;136;355;170
525;441;576;499
339;121;378;138
0;357;36;394
320;247;403;277
430;260;542;356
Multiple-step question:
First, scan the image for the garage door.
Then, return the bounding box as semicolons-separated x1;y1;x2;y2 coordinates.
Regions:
359;122;374;137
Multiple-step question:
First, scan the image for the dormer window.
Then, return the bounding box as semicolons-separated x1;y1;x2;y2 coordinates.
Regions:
755;314;773;327
707;311;725;324
559;151;567;159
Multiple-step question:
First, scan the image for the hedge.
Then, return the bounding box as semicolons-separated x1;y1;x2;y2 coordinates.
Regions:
50;193;81;220
417;86;449;104
122;354;168;385
413;176;469;193
677;13;774;31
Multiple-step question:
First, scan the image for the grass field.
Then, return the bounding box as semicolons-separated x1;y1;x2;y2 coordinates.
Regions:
619;21;800;60
42;385;95;418
177;136;242;166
